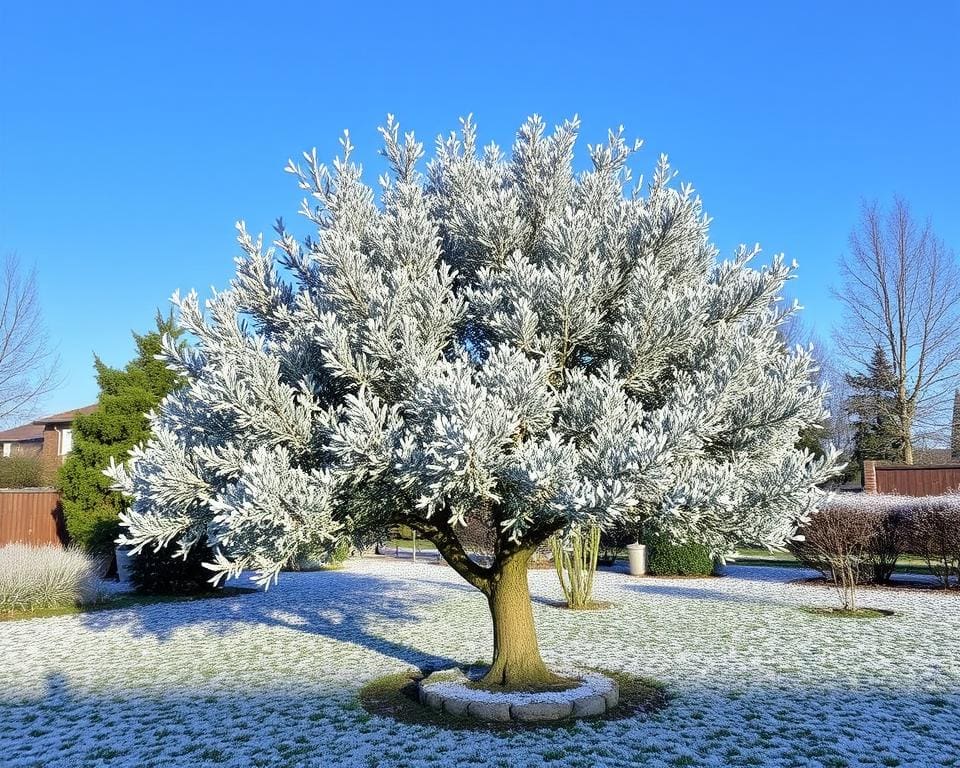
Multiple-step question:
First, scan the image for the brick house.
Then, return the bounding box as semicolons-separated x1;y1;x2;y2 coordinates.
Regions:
0;405;97;485
0;422;44;458
35;405;97;484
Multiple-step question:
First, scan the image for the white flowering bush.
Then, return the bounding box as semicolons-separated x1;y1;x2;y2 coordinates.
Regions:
108;115;837;688
0;544;103;612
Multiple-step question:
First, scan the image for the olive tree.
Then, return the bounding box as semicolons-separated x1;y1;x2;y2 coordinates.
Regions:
108;116;837;689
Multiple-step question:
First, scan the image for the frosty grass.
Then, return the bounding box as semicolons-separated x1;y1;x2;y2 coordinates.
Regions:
0;558;957;768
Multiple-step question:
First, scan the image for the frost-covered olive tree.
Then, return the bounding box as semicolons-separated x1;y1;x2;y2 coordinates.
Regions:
109;115;838;689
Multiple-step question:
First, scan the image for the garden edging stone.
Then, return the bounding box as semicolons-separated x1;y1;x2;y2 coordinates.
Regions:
418;667;619;723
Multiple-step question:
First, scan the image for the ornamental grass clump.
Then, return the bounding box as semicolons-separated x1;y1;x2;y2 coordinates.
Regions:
551;525;600;609
107;114;838;691
0;544;102;612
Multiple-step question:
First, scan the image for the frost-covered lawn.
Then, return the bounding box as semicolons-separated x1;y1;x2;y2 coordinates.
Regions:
1;558;957;768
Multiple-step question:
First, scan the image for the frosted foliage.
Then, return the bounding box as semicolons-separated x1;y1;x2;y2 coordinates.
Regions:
107;115;838;586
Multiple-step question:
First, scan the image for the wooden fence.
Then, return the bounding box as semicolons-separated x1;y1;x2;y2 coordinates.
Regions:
864;460;960;496
0;489;66;546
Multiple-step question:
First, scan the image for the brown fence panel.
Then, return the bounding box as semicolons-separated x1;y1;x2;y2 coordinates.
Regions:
874;465;960;496
0;489;66;546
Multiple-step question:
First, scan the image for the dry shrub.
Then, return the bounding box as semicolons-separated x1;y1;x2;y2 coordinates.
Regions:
794;494;960;599
909;501;960;588
792;505;878;610
0;456;43;488
0;544;103;611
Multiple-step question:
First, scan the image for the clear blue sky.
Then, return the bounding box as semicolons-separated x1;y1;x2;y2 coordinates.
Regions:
1;1;957;418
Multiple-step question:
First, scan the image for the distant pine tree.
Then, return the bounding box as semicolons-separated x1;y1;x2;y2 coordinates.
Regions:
58;312;183;553
796;423;827;460
844;345;901;475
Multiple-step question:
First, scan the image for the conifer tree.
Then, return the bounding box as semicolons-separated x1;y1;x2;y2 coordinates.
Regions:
844;345;901;474
59;313;182;553
108;116;838;689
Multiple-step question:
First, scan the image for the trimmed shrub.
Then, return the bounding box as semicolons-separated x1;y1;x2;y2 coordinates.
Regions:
869;507;910;584
0;456;43;488
598;526;639;567
794;493;960;593
647;538;714;576
0;544;103;611
128;541;216;595
290;538;353;571
910;503;960;588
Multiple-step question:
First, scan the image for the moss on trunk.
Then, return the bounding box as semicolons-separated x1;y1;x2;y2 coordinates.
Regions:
480;548;565;688
407;516;565;691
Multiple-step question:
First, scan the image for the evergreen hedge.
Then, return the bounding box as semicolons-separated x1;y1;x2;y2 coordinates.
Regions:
58;313;182;554
128;541;216;595
647;537;715;576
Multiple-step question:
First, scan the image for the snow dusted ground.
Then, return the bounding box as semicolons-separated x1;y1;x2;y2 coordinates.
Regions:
0;558;957;768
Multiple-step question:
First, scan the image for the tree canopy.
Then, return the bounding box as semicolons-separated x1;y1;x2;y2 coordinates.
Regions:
834;198;960;463
108;116;837;687
0;254;59;426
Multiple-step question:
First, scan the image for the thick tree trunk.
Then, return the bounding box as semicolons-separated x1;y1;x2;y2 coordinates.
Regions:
402;515;565;690
480;548;564;688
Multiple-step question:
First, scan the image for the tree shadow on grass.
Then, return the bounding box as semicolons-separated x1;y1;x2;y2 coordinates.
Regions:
3;671;957;768
78;567;475;671
718;563;817;582
624;581;786;606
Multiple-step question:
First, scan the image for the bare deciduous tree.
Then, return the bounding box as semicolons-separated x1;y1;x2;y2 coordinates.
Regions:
834;198;960;464
0;254;59;426
781;310;852;461
791;503;882;611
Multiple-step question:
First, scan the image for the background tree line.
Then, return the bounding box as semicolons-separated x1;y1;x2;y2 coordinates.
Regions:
795;197;960;482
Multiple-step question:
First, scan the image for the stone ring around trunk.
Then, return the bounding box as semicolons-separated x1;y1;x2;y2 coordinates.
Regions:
418;667;619;723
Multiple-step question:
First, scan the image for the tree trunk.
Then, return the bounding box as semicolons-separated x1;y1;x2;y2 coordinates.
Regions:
903;433;914;465
480;548;564;688
403;516;566;690
899;392;914;465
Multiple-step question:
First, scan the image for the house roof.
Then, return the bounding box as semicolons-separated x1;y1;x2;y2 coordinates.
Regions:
33;404;98;426
0;422;44;442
